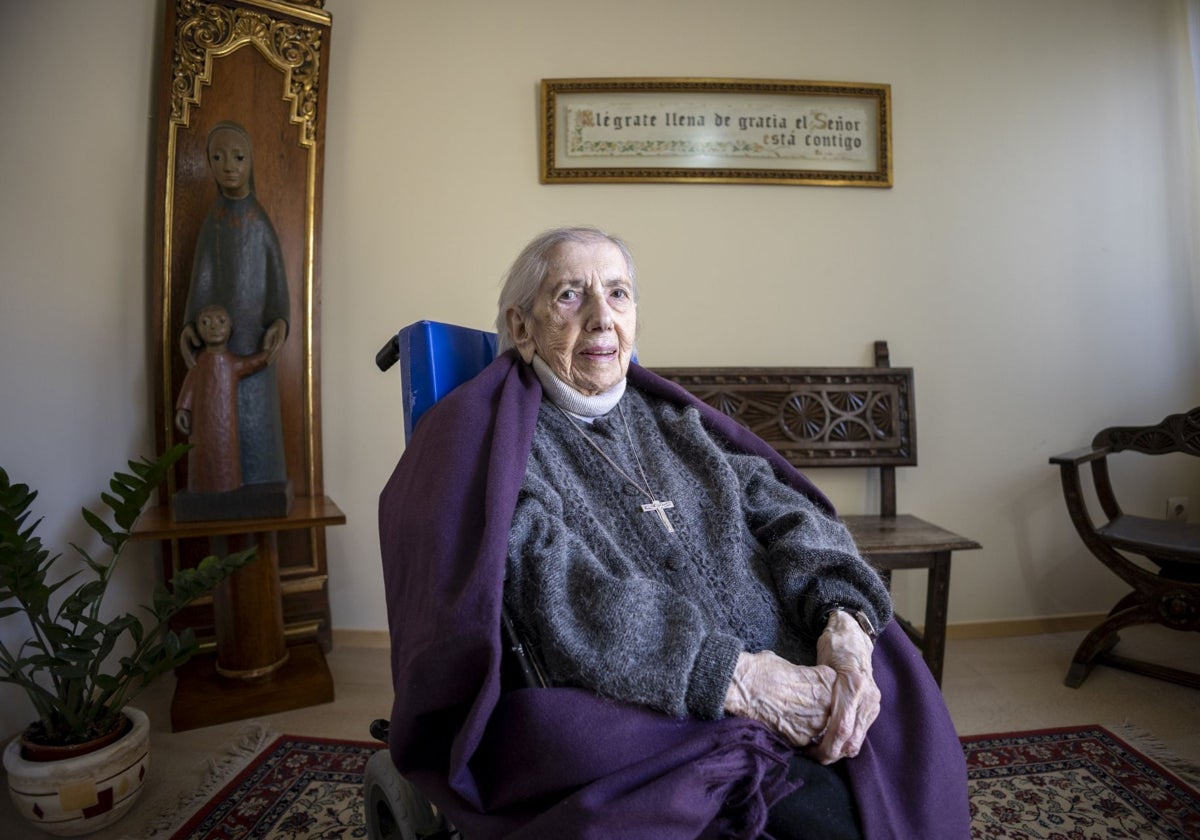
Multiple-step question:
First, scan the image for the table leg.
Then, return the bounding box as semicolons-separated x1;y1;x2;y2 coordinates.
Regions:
923;552;951;685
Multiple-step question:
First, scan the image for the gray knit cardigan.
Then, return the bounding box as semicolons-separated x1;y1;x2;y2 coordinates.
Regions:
504;386;893;721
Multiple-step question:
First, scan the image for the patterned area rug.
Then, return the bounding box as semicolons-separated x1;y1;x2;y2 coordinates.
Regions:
159;726;1200;839
167;735;377;839
964;725;1200;839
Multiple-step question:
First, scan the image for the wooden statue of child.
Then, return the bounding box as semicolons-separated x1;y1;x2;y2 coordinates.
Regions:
175;305;274;494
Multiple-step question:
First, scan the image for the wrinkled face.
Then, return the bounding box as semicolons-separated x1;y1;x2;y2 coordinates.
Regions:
197;307;232;346
507;239;637;396
207;128;251;199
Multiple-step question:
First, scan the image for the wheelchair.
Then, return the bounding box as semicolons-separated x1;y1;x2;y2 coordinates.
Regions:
364;610;548;839
365;323;543;840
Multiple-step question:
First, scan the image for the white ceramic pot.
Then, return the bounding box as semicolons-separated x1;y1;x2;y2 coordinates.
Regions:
3;707;150;837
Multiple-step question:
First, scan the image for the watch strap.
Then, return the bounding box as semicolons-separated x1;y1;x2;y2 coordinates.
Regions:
823;605;878;642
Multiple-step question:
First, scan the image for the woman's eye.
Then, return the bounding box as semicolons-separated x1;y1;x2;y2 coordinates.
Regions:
611;288;628;299
558;289;578;302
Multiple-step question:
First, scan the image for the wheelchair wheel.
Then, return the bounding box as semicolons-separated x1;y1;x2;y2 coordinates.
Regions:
363;750;455;840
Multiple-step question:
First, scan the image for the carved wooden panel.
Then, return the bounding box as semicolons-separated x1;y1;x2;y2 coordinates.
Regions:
149;0;334;650
1096;407;1200;457
651;367;918;468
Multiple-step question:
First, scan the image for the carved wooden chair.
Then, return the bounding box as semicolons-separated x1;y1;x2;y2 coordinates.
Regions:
1049;407;1200;689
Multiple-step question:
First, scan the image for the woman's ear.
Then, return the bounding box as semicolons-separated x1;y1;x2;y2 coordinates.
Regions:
505;307;537;363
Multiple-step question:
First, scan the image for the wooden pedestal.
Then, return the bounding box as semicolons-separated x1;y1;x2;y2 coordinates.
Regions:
170;641;334;731
131;496;345;731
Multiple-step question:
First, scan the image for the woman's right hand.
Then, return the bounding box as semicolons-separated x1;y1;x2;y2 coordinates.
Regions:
808;610;880;765
723;650;835;749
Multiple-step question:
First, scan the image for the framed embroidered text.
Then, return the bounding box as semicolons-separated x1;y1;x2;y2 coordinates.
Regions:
540;78;892;187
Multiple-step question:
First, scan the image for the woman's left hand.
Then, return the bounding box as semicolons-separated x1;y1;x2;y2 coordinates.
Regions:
806;610;880;765
262;319;288;362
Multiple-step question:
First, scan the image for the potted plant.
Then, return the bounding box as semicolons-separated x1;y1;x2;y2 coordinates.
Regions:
0;444;255;836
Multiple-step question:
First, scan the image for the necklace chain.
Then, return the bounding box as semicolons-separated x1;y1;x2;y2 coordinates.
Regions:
555;403;677;534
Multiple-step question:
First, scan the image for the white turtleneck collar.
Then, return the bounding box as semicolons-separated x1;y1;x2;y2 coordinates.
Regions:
532;354;626;419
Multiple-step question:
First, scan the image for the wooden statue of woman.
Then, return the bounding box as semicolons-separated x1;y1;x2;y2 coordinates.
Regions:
177;121;291;518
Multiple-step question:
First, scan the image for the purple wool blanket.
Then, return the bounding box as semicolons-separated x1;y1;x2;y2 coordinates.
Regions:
379;352;970;839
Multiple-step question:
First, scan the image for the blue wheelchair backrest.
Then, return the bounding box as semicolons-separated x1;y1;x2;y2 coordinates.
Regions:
382;320;499;440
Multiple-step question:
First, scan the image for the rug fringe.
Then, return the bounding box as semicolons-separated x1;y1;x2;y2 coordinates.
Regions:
1108;721;1200;791
120;721;275;840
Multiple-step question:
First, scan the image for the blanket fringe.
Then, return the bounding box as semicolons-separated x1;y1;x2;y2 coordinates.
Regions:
1108;721;1200;791
120;721;275;840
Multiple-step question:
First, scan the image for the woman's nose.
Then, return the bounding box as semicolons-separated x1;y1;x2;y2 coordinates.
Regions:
584;295;613;330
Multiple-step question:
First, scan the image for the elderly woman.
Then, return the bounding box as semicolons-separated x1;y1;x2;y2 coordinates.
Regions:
378;227;970;839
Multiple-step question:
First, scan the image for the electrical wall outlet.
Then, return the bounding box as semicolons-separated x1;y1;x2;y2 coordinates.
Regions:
1167;497;1189;522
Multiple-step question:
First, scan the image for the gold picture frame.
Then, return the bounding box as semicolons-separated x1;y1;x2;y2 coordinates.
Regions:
540;77;892;187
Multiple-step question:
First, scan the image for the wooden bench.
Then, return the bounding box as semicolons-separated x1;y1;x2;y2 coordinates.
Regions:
653;341;980;685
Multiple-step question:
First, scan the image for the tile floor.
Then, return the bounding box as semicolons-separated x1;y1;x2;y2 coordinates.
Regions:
2;626;1197;839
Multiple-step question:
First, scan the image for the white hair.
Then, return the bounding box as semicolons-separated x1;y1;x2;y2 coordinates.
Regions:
494;226;638;354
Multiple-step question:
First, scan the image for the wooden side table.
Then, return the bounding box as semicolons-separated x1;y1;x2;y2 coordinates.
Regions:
131;496;346;731
842;514;981;685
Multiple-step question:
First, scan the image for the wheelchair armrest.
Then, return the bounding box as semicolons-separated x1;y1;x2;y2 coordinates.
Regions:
502;606;549;689
1049;445;1111;467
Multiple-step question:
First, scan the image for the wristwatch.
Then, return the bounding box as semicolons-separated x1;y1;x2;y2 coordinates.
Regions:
823;605;879;643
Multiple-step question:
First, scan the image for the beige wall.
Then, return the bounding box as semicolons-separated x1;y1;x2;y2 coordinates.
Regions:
2;0;1198;735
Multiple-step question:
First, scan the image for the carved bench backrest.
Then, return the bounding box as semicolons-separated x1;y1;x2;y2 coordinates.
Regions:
652;342;915;517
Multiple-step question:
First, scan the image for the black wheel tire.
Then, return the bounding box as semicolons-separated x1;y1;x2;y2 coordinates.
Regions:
363;750;449;840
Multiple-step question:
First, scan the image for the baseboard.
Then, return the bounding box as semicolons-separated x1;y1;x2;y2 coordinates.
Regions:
945;613;1106;640
333;615;1108;650
331;628;392;649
